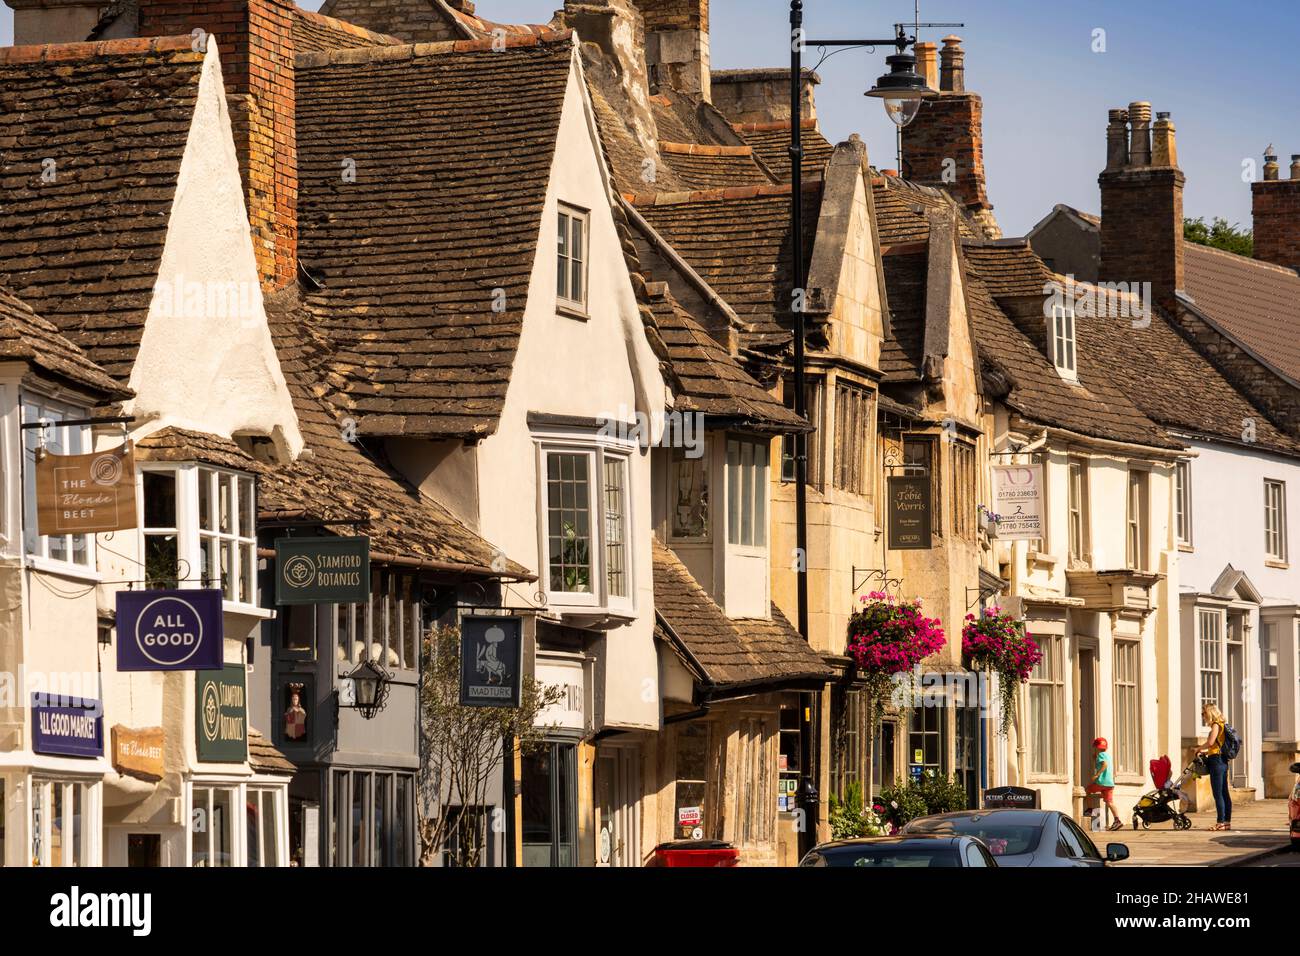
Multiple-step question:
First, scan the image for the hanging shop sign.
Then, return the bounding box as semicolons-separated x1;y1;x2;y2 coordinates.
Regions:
887;474;933;550
983;785;1040;809
116;588;224;672
275;536;371;605
991;464;1044;540
35;442;137;536
196;664;248;763
31;694;103;758
111;725;165;781
460;616;523;708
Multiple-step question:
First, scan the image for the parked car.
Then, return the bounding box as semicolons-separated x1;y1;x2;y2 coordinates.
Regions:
1289;761;1300;850
799;834;999;867
902;809;1129;867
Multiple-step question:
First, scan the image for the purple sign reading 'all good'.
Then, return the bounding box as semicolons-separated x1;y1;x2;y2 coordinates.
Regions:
116;588;224;672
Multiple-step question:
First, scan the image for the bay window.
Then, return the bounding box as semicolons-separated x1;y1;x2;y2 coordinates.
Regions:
540;444;632;610
726;438;768;548
189;781;286;867
22;396;94;571
31;777;99;867
334;569;421;669
141;463;256;604
329;769;415;867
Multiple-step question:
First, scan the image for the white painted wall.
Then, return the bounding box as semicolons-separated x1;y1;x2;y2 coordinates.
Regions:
128;41;302;460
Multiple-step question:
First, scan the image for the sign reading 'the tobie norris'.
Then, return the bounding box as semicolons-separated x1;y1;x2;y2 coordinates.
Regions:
275;536;371;605
116;588;224;672
887;475;933;550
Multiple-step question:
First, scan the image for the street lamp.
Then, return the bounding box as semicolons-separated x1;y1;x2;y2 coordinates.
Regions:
786;0;953;860
347;659;391;719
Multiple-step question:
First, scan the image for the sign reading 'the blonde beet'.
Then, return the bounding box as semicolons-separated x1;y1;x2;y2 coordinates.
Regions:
35;442;137;536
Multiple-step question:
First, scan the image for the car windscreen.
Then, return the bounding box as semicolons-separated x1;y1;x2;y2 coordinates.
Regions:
812;846;961;867
905;820;1042;857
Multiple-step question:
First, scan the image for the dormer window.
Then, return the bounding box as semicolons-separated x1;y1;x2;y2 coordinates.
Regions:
557;204;589;315
1050;303;1077;377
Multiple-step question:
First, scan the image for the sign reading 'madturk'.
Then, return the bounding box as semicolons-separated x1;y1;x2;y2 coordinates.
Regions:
116;588;224;672
35;442;137;536
991;464;1044;540
275;536;371;605
460;616;523;708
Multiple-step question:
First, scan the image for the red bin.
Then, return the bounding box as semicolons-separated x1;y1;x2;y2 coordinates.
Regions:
649;840;740;867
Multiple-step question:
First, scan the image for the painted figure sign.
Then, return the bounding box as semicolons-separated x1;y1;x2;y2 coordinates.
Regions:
460;616;523;708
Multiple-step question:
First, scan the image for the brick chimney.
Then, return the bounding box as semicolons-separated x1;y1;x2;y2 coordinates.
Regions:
1098;102;1185;309
138;0;298;291
899;36;999;237
631;0;710;100
1252;147;1300;273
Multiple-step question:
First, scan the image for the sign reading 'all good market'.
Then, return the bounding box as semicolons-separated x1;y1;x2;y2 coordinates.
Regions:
116;588;223;672
887;475;932;550
32;694;103;758
991;463;1044;540
35;442;137;536
196;664;247;763
275;536;371;605
460;616;523;708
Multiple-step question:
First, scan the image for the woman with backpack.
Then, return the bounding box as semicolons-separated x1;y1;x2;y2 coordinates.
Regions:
1196;703;1233;830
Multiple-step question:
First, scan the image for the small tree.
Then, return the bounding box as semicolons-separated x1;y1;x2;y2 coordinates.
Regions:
418;623;564;867
1184;216;1253;257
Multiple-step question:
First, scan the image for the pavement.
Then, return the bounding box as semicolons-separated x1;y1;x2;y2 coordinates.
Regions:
1103;798;1294;866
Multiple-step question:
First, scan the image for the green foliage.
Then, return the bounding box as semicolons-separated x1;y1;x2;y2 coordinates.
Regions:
828;781;887;839
875;770;970;829
1184;217;1253;257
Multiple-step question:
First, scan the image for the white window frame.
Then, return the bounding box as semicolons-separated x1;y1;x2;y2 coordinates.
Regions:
30;776;101;867
1198;608;1224;714
536;436;634;615
139;463;258;608
1113;639;1141;776
1126;469;1148;570
1260;621;1280;739
21;393;97;577
1049;303;1077;378
1174;459;1192;547
557;204;589;315
1265;478;1287;563
1067;458;1088;561
1028;634;1064;778
726;437;769;551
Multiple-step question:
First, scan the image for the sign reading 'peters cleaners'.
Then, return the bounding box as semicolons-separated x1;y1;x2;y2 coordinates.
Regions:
116;588;224;671
887;475;933;550
275;536;371;605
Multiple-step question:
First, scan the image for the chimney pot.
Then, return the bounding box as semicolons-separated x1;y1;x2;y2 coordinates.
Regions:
1128;101;1152;167
939;35;965;92
1152;111;1178;168
1264;149;1280;181
914;41;939;92
1291;155;1300;180
1105;108;1130;171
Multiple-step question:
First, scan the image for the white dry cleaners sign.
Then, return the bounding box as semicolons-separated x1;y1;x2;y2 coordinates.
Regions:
991;464;1044;540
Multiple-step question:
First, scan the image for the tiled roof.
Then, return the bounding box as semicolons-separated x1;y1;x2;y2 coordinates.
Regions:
652;538;831;689
657;142;772;189
733;120;834;182
961;241;1056;298
293;8;404;52
0;285;129;397
1183;242;1300;385
644;282;806;433
873;175;982;246
248;729;295;775
878;251;928;380
631;185;822;354
441;0;553;39
585;76;685;196
135;426;258;469
964;268;1179;449
262;289;530;576
0;36;205;381
293;35;573;439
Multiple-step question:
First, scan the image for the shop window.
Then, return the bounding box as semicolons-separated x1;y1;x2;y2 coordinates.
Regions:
908;705;945;777
669;444;710;540
191;786;235;867
31;778;93;867
334;570;421;669
281;604;316;655
726;439;768;548
141;464;256;603
830;686;866;799
872;720;898;791
1114;639;1141;775
329;769;414;867
832;381;872;495
778;704;801;812
1029;634;1065;776
247;788;281;868
521;742;578;866
955;704;980;807
22;397;95;571
781;377;823;487
441;805;493;867
672;724;708;841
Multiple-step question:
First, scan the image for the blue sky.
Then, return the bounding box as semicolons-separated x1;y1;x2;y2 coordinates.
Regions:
4;0;1297;235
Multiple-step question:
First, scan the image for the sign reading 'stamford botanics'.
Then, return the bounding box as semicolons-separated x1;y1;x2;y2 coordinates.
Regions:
116;588;224;672
196;664;247;763
275;536;371;605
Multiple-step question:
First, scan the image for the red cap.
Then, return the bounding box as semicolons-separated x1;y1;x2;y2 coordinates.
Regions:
1093;737;1108;751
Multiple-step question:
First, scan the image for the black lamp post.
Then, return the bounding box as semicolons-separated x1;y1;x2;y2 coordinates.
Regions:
347;659;391;719
787;0;937;859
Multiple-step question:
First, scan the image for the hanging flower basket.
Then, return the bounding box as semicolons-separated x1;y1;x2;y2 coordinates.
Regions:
846;592;946;730
961;607;1042;737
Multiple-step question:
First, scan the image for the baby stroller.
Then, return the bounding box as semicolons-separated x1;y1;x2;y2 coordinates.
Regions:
1132;754;1204;830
